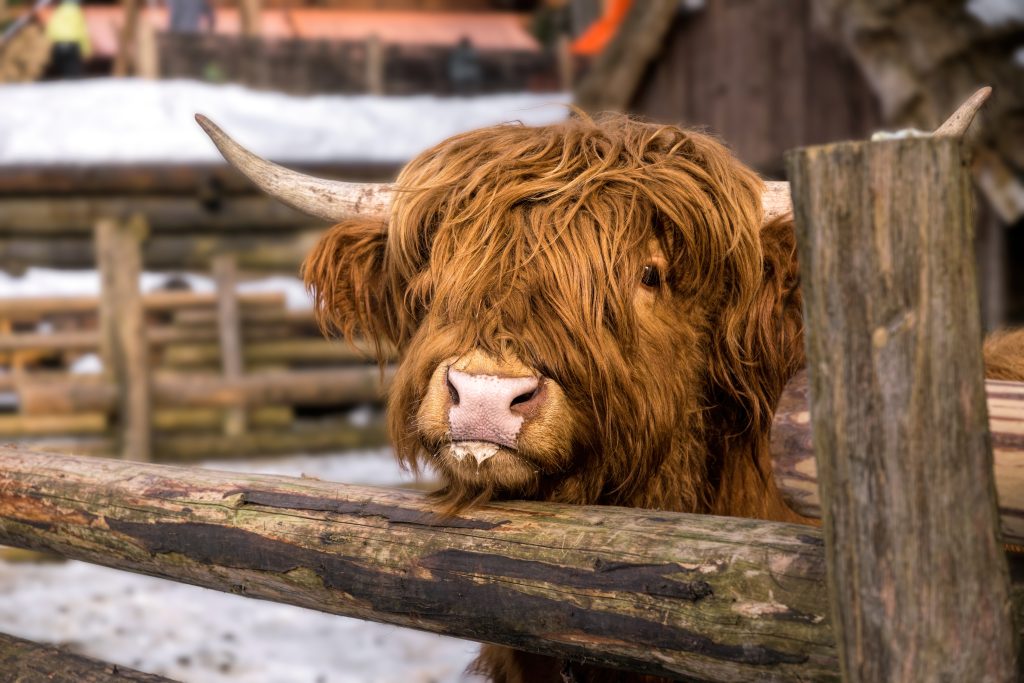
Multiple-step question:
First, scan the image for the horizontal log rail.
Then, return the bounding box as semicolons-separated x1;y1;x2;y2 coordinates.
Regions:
2;290;285;322
772;371;1024;544
0;631;177;683
0;447;841;682
14;366;393;414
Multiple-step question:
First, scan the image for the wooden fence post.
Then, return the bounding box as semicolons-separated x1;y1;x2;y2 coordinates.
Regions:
786;136;1016;679
213;253;246;436
96;214;151;462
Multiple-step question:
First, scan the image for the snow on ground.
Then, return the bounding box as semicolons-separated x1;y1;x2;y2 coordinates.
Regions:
0;449;484;683
0;79;571;165
0;267;314;309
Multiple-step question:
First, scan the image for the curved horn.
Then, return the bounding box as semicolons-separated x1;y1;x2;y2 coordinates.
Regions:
195;114;392;222
933;86;992;138
760;87;992;222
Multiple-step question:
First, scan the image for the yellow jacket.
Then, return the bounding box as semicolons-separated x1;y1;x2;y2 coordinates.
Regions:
46;3;92;58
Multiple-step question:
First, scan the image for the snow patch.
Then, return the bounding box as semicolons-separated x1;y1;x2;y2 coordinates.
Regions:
0;79;571;165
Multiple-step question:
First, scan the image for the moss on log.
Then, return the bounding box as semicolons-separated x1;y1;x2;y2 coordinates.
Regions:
0;447;839;682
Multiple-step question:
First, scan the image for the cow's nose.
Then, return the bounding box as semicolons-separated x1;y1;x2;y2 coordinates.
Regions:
447;368;542;449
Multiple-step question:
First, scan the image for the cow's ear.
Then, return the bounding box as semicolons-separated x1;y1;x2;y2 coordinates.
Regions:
751;215;804;400
302;218;395;361
710;215;804;435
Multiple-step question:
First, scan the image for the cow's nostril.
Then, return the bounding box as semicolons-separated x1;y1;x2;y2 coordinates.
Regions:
510;388;537;407
446;370;460;405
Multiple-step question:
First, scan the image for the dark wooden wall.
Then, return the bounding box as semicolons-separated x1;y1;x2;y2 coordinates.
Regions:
157;34;557;96
630;0;881;177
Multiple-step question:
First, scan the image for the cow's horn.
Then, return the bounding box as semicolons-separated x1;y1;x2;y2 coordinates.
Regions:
759;87;992;222
195;114;392;222
933;86;991;138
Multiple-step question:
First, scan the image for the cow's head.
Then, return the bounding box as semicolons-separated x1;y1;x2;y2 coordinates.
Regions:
197;114;803;512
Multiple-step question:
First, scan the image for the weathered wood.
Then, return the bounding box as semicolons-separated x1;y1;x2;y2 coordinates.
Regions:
0;447;838;681
0;163;399;196
15;366;393;414
161;338;385;368
0;631;178;683
0;322;307;353
0;196;312;235
786;136;1016;680
1;291;285;323
0;412;107;436
96;215;151;462
213;254;246;436
152;422;387;460
0;230;325;273
771;371;1024;544
152;406;292;432
16;418;387;460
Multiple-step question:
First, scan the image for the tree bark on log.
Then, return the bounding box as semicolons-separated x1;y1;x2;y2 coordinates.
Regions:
15;366;393;414
786;136;1016;680
0;631;178;683
0;448;840;682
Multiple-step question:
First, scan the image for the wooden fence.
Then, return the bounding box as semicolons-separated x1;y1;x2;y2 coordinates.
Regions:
0;117;1019;680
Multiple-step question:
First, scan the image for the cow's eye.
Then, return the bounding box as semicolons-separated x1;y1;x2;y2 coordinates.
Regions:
640;264;661;288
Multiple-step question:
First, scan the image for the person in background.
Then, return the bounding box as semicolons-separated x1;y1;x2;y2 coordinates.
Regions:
45;0;90;78
167;0;214;34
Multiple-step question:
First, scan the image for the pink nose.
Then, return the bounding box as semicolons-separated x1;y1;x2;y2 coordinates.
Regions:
447;368;542;449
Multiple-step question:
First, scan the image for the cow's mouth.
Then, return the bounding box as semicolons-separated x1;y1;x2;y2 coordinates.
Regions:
448;440;505;465
437;440;539;491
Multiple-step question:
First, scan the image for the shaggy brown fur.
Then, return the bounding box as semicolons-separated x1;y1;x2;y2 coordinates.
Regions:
302;113;1024;683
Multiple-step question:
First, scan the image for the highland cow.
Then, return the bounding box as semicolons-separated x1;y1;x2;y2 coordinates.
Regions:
197;106;1024;683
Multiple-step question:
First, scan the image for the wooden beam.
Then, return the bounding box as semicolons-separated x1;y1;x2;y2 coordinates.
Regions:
0;631;178;683
0;448;840;681
96;215;151;462
786;136;1016;679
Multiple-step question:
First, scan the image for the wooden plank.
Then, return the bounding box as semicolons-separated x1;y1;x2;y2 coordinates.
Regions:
0;447;839;681
786;136;1015;680
0;631;177;683
213;254;246;436
96;215;152;462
